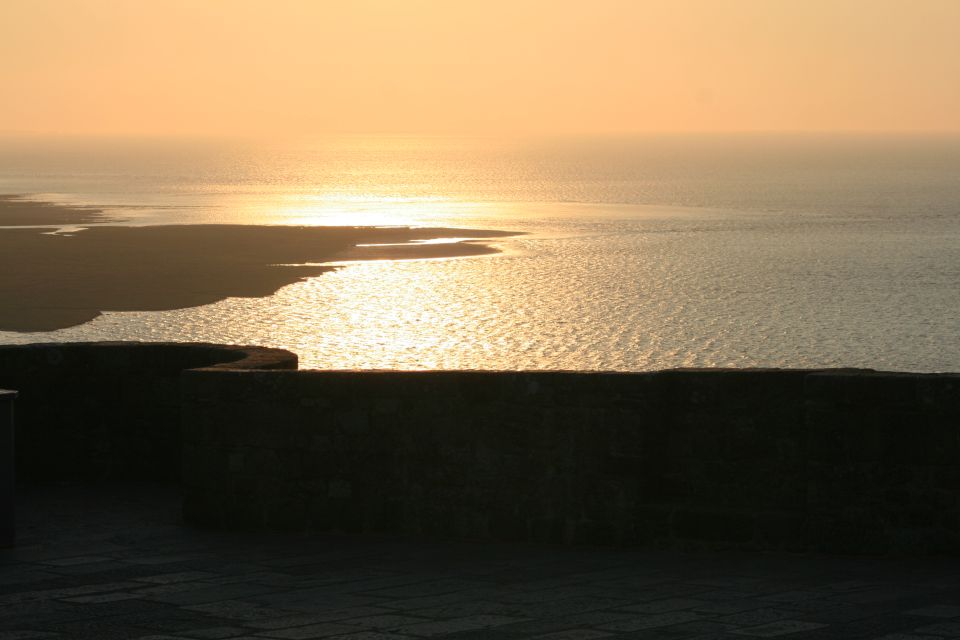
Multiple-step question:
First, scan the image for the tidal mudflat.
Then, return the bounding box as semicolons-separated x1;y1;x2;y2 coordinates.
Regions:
0;194;120;226
0;197;516;332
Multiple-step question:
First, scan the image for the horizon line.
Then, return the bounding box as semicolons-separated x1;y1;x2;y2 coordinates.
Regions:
3;129;960;140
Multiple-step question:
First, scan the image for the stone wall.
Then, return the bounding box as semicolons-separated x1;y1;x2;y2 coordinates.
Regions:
0;342;297;481
804;372;960;553
181;368;960;553
3;340;957;553
1;388;15;547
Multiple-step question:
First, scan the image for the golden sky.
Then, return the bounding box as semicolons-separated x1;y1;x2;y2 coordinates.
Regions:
2;0;959;136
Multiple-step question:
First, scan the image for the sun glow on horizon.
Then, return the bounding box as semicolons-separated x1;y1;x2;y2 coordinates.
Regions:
271;194;495;228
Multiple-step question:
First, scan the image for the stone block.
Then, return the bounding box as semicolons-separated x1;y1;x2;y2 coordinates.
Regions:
806;371;920;410
672;507;755;544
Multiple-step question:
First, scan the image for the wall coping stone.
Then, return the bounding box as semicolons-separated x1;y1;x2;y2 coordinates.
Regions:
0;341;298;371
1;342;296;482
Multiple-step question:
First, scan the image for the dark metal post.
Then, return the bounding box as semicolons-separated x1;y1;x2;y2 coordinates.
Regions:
0;389;16;547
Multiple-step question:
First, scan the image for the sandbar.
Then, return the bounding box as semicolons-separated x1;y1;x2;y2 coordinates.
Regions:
0;194;121;226
0;200;518;332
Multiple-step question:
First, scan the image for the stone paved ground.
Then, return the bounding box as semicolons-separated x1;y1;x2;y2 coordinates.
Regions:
3;485;960;640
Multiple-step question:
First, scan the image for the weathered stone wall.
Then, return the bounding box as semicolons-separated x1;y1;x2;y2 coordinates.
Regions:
181;368;960;553
1;388;15;547
0;343;297;481
3;340;957;553
804;372;960;553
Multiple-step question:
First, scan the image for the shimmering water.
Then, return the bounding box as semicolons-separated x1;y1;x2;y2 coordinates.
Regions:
2;135;959;371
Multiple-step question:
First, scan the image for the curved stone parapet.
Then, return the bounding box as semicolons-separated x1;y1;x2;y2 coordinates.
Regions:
0;341;297;373
0;342;297;481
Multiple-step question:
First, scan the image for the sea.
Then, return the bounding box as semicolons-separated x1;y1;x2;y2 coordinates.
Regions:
1;134;958;372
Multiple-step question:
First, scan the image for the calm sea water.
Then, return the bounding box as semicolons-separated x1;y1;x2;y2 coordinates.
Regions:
1;134;959;371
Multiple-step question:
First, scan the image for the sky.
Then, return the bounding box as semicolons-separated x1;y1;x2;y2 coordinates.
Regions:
2;0;959;136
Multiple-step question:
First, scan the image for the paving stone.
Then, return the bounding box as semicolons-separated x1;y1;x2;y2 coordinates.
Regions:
829;614;937;638
914;621;960;635
128;611;244;634
796;603;889;624
393;615;528;637
760;591;828;604
61;591;144;604
686;577;764;590
327;575;445;593
692;598;768;615
527;596;632;619
135;582;226;597
332;614;431;630
0;580;75;599
499;588;592;604
377;592;479;611
718;608;800;626
429;631;525;640
834;587;931;605
124;554;211;566
177;627;250;639
776;599;851;615
31;598;172;624
256;623;368;639
491;619;588;636
624;584;715;601
237;574;306;588
0;581;143;605
618;598;712;613
40;556;114;567
732;620;829;637
408;600;534;619
597;611;704;632
136;572;220;584
0;601;74;624
906;605;960;619
361;580;489;599
663;620;743;636
44;561;136;577
146;583;280;606
0;569;61;587
817;580;878;593
253;593;385;613
248;608;396;630
41;619;156;640
693;589;762;601
324;634;418;640
551;611;638;628
529;630;613;640
184;600;298;621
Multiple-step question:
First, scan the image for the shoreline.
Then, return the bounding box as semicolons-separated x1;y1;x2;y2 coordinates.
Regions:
0;194;122;226
0;197;519;332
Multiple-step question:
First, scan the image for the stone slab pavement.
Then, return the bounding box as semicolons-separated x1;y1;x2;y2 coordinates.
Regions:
2;484;959;640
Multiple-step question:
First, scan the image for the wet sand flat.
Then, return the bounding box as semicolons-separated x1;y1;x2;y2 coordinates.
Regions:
0;214;516;332
0;194;120;226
